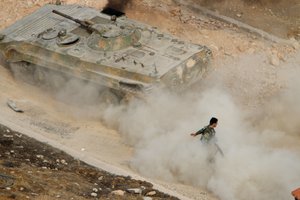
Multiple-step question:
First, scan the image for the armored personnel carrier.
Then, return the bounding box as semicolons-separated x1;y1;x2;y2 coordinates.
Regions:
0;4;212;103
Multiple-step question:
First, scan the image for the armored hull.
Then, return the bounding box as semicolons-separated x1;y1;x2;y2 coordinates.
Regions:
0;4;212;101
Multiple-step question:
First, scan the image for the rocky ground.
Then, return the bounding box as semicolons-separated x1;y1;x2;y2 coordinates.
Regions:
0;124;178;200
189;0;300;40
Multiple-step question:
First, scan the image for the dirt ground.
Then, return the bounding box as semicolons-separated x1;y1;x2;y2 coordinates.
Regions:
0;0;299;200
189;0;300;39
0;124;178;200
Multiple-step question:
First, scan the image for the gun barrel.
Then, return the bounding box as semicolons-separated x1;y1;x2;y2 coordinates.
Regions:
52;10;89;29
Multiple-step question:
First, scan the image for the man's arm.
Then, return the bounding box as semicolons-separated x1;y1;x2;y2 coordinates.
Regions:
191;127;206;137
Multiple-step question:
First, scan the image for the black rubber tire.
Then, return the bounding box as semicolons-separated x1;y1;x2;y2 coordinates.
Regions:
99;89;121;105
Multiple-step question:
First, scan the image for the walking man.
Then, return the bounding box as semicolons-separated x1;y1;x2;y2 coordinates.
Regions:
191;117;218;143
191;117;223;158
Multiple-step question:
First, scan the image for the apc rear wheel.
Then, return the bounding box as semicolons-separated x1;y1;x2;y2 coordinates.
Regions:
99;89;121;105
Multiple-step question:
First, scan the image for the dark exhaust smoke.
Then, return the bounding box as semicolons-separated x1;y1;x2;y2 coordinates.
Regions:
105;0;132;11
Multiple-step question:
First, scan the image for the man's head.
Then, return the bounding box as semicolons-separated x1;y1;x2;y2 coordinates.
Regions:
209;117;218;128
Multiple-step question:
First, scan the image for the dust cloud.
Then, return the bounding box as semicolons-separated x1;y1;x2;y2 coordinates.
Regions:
100;52;300;200
8;51;300;199
8;62;107;118
255;66;300;138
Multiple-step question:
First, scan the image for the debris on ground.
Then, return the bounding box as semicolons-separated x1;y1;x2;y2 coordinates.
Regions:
0;124;178;200
7;100;24;113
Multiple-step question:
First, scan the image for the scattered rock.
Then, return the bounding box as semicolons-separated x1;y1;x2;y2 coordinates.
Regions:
224;52;232;57
126;188;142;194
277;52;286;61
111;190;125;196
270;54;280;66
36;155;44;159
92;188;98;192
60;159;67;165
209;44;219;51
290;38;299;49
3;134;13;138
90;192;97;197
237;45;247;52
7;99;24;113
170;8;181;17
143;197;153;200
146;191;156;196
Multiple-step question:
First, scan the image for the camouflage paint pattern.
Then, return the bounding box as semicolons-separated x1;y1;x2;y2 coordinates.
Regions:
0;4;212;96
